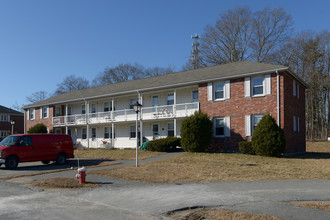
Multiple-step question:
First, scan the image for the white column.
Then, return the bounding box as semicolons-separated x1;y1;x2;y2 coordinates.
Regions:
174;118;177;137
111;98;114;120
111;123;115;148
173;89;176;116
65;104;68;134
86;101;90;148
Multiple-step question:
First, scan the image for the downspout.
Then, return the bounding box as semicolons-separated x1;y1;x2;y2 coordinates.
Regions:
276;71;280;128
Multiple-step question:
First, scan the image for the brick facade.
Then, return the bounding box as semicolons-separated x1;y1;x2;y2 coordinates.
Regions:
199;72;306;154
25;106;55;133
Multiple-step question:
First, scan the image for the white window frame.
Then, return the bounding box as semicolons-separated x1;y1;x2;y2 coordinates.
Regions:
293;115;300;133
152;96;159;106
252;114;264;134
29;108;35;120
42;106;48;118
214;82;225;101
67;106;72;115
213;117;230;137
0;130;8;137
293;80;300;98
104;102;110;112
192;91;198;102
251;76;265;97
104;127;110;139
130;125;136;138
167;123;174;137
82;128;87;139
152;124;159;136
91;128;96;141
167;94;174;105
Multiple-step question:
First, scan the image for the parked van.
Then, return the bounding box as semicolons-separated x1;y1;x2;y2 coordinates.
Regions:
0;134;74;169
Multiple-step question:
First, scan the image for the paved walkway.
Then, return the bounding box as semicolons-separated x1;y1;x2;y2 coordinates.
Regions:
1;152;330;220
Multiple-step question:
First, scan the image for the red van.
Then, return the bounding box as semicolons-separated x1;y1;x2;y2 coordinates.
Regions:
0;134;74;169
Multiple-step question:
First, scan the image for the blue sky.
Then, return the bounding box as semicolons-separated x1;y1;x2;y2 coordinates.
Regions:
1;0;329;109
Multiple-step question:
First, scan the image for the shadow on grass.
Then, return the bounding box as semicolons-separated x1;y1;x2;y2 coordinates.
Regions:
286;152;330;159
0;159;116;172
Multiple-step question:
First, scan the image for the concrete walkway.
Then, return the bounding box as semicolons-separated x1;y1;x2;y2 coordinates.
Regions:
1;152;330;219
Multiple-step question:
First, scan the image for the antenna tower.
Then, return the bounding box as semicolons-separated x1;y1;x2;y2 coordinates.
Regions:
191;34;201;69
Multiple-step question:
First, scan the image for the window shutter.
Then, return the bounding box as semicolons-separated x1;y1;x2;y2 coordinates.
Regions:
265;74;271;95
40;107;43;119
27;109;30;120
293;80;296;97
47;106;49;118
225;80;230;99
244;77;250;97
207;83;213;101
225;116;231;137
245;115;251;136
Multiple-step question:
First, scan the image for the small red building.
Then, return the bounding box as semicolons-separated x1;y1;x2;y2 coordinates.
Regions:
0;105;24;140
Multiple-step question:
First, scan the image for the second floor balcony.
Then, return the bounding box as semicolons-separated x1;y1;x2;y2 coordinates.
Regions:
53;102;199;126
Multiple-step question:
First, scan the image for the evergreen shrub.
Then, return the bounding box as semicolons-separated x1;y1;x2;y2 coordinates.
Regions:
181;111;212;152
239;141;254;154
252;114;286;157
27;123;48;134
147;137;181;152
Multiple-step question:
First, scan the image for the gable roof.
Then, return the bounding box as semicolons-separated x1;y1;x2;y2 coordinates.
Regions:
23;61;304;109
0;105;24;115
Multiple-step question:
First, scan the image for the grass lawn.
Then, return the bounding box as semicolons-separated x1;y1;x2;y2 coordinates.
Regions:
74;148;165;160
89;142;330;183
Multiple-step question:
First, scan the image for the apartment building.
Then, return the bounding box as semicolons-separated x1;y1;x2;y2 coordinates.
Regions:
0;105;24;140
23;61;307;154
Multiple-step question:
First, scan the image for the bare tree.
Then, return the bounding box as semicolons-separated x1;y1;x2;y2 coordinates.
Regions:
92;63;173;86
26;90;48;104
251;7;293;62
199;6;293;65
54;75;89;95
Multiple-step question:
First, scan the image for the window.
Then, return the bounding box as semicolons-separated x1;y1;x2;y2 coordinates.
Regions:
0;115;8;122
130;125;136;138
68;129;72;136
192;91;198;102
17;136;32;146
214;118;225;136
55;128;62;134
130;99;136;109
168;123;174;137
152;96;158;106
43;106;48;118
104;102;110;112
252;77;264;96
91;104;96;113
104;127;109;139
29;108;35;120
293;80;299;98
167;94;174;105
67;107;72;115
0;131;7;137
214;83;225;100
92;128;96;141
82;128;87;139
293;115;300;132
82;105;86;114
153;124;159;136
252;114;264;134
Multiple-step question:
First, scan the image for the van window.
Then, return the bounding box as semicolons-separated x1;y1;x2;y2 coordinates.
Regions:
0;136;21;146
17;136;32;146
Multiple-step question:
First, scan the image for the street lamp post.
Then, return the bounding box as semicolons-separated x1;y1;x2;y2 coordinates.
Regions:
133;101;142;167
10;120;15;135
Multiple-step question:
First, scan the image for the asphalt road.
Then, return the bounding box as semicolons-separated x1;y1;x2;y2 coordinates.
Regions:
1;156;330;220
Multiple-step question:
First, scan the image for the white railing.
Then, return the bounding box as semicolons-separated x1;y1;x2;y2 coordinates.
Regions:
52;102;199;126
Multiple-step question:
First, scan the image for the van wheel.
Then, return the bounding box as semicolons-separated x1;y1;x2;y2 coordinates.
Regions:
41;160;50;165
56;153;66;165
5;156;19;170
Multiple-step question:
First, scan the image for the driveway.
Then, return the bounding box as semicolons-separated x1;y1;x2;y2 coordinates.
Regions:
1;153;330;219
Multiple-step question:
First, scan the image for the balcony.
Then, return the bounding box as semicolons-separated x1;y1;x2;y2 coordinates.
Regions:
52;102;199;126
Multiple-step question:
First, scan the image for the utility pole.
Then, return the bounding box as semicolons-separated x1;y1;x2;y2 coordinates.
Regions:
191;34;201;69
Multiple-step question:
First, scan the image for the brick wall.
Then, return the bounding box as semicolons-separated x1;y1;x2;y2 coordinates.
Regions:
25;106;55;133
0;114;24;134
282;74;306;154
199;72;306;154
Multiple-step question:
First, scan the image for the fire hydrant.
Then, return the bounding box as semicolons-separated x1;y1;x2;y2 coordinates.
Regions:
76;167;87;184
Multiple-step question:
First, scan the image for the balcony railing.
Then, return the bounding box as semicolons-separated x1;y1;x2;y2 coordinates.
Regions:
53;102;199;126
